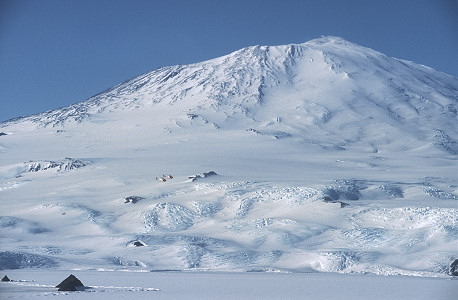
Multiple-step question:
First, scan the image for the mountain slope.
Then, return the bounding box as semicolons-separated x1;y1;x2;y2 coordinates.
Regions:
0;37;457;276
3;37;457;154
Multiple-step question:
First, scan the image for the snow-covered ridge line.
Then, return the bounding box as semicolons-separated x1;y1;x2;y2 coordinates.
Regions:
0;158;92;181
25;158;92;173
1;36;456;129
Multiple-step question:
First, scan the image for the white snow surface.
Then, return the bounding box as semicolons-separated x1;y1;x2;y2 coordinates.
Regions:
1;269;456;299
0;36;457;289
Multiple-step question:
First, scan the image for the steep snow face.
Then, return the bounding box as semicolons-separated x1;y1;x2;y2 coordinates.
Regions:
0;37;457;276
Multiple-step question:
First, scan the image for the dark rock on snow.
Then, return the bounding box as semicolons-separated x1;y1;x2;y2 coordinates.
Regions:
449;259;458;276
124;196;144;204
133;241;145;247
56;274;84;291
1;275;10;282
188;171;218;182
322;197;350;208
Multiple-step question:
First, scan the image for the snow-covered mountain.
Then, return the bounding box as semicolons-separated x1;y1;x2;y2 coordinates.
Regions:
0;37;457;277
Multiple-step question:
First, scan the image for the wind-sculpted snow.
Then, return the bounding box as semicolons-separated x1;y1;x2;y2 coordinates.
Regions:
0;216;50;234
349;207;458;231
377;184;404;198
424;186;458;200
192;201;221;217
0;176;457;274
0;251;58;270
26;180;445;274
144;203;196;232
322;179;365;200
433;130;458;154
36;203;114;233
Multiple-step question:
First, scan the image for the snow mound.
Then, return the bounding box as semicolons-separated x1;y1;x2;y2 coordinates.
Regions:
0;216;49;234
322;179;366;200
144;203;196;232
434;130;458;154
37;203;114;232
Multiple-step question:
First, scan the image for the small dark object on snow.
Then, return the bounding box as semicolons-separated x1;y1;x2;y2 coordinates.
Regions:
338;202;349;208
124;196;144;204
188;171;218;182
449;259;458;276
133;241;145;247
0;132;6;136
322;197;349;208
1;275;10;282
56;274;84;291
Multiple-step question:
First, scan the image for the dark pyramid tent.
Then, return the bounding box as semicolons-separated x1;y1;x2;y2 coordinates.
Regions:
56;274;84;291
1;275;10;282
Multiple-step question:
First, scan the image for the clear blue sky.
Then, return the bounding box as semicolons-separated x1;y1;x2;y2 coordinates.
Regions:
1;0;457;122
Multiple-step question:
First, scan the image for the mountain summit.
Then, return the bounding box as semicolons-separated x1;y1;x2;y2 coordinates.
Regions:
3;37;457;154
0;37;457;276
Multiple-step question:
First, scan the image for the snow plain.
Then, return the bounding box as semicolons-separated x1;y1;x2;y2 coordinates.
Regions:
0;37;457;298
1;269;456;300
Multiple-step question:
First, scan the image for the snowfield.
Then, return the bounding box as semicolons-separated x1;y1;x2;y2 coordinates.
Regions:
0;37;457;298
1;270;456;300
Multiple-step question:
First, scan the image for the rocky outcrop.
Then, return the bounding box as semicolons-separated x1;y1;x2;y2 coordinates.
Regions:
187;171;218;182
449;259;458;276
124;196;144;204
133;241;145;247
25;157;91;173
